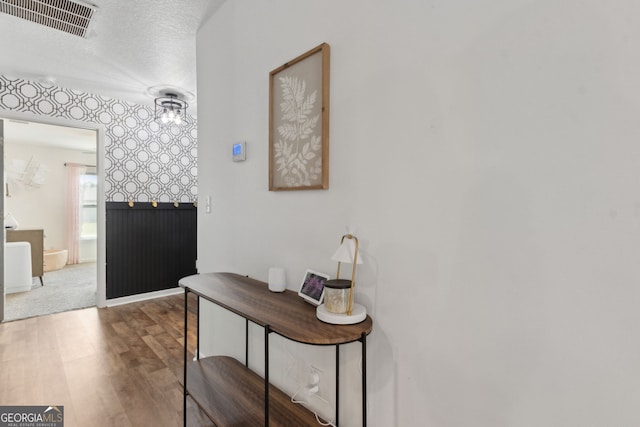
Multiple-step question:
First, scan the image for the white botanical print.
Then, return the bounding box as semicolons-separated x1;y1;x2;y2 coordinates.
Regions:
274;75;322;187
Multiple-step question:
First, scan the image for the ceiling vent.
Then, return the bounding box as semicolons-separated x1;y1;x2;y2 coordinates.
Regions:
0;0;96;38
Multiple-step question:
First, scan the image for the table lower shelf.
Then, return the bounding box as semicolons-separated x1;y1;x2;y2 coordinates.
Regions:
187;355;319;427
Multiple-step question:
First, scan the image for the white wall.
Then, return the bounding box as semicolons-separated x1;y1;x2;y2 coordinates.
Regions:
196;1;640;426
5;142;95;255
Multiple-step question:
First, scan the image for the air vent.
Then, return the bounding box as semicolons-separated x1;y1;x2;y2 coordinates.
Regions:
0;0;95;38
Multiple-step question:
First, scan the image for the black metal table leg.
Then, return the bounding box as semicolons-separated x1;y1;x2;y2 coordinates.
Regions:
362;332;367;427
264;324;271;426
196;295;200;360
183;288;189;426
336;344;340;426
246;319;250;367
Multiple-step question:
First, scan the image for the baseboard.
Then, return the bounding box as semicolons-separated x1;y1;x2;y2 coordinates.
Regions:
105;287;183;307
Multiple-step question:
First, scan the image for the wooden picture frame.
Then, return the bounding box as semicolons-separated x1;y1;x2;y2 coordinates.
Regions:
269;43;330;191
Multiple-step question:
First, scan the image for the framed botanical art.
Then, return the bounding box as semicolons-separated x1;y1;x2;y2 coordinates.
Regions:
269;43;330;191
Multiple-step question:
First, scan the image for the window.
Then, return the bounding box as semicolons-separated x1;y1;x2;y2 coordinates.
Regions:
80;170;97;239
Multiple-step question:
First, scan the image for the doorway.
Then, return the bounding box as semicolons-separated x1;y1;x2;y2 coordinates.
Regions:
0;116;105;321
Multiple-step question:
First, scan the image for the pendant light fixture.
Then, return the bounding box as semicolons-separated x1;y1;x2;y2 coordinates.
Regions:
154;92;188;125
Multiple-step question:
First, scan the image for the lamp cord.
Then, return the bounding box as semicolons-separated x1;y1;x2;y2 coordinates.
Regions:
291;386;336;427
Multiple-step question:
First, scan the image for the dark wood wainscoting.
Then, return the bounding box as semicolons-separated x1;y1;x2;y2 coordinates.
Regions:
106;202;197;299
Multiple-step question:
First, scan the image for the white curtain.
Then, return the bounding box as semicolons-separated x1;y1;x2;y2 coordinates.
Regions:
66;163;86;265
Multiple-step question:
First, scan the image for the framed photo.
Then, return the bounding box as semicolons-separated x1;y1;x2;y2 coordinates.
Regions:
269;43;330;191
298;269;330;306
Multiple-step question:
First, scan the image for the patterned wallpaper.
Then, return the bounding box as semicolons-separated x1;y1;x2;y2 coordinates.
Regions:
0;76;198;203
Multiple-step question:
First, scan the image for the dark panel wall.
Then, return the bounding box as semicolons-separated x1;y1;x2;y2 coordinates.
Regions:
106;202;197;299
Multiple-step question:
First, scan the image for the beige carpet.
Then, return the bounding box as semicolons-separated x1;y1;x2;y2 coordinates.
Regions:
4;262;97;321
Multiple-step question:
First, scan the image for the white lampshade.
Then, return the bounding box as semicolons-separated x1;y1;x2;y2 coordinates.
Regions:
331;237;363;264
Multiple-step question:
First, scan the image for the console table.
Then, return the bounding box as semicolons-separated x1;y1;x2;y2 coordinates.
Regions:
179;272;373;426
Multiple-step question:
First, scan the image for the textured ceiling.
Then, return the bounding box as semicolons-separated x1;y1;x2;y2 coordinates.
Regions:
0;0;225;115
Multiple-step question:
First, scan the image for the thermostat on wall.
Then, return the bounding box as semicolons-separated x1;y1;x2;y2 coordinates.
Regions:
232;141;246;162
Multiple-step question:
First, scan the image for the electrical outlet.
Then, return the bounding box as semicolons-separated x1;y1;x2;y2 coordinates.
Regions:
306;366;321;394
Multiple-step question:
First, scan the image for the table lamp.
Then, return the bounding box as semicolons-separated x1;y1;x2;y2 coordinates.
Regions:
316;233;367;324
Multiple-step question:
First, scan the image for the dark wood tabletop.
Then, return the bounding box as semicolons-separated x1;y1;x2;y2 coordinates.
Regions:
179;272;373;345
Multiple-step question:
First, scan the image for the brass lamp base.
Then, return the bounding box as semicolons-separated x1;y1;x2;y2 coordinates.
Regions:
316;303;367;325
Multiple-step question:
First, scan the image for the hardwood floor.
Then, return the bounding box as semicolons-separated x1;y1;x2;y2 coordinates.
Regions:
0;293;211;426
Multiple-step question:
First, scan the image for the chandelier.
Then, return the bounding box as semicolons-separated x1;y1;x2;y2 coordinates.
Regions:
154;92;188;125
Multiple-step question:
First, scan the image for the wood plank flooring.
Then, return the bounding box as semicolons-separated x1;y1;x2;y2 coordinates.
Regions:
0;293;212;426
